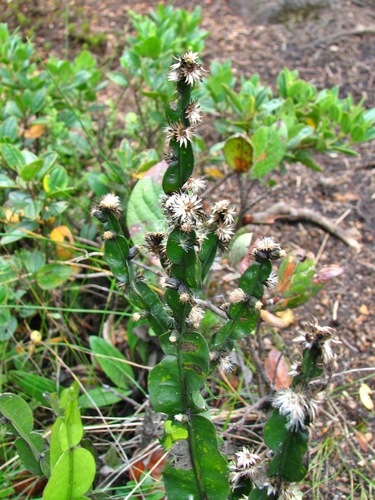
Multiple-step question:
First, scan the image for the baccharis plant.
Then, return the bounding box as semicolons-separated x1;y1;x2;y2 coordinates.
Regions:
91;52;340;499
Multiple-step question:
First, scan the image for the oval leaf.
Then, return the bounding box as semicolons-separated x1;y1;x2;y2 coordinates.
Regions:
223;134;253;172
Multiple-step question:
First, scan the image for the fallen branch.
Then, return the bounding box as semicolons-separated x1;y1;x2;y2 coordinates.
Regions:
249;202;362;251
301;25;375;50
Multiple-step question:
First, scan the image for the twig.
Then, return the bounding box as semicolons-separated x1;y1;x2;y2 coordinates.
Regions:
301;26;375;50
196;298;227;319
249;202;362;251
221;395;271;437
202;170;236;199
244;335;273;392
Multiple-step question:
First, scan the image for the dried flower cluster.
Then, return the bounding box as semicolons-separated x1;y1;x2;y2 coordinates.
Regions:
293;316;340;371
251;236;286;262
167;51;206;86
228;447;261;486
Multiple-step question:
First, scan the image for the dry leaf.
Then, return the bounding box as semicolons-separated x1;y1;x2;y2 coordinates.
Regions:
23;124;46;139
359;304;370;316
264;347;291;389
359;383;374;411
204;167;224;178
275;309;295;327
50;225;75;261
354;430;369;453
261;309;293;329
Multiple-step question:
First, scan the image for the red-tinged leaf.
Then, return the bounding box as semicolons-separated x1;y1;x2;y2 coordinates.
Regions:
277;258;297;294
313;264;344;284
223;134;253;172
264;347;291;390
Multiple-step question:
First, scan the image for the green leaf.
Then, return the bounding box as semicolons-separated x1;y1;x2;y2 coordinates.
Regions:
15;436;43;475
275;255;323;311
163;141;194;194
0;116;18;141
265;410;308;482
163;415;230;500
43;166;68;193
363;107;375;124
9;371;56;404
1;220;38;245
350;124;366;143
251;127;286;179
50;417;64;472
148;356;184;414
126;162;165;250
180;332;209;393
23;199;42;220
166;227;197;264
170;250;202;289
0;393;34;435
238;261;270;297
36;264;74;290
292;150;323;172
59;400;83;451
223;134;253;172
222;83;243;115
0;174;17;188
0;314;17;341
287;125;314;149
200;231;219;281
104;236;130;287
136;36;161;58
24;250;45;273
89;336;134;390
107;71;128;87
1;144;25;169
78;386;130;409
43;448;95;500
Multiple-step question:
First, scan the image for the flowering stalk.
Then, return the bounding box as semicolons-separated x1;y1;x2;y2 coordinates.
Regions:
230;318;340;499
92;53;294;499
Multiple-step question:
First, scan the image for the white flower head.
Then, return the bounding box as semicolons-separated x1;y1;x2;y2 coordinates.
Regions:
219;354;234;373
263;270;279;290
188;305;204;329
95;192;122;217
103;230;117;240
163;121;196;148
182;176;206;194
210;200;236;226
185;100;203;125
168;51;207;86
163;192;204;225
251;236;286;261
228;447;261;487
229;288;248;304
214;222;235;243
279;482;302;500
272;387;308;431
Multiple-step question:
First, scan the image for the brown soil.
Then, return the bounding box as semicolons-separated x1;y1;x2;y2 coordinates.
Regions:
4;0;375;498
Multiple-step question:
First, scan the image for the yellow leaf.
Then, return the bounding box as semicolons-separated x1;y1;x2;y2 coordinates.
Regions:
306;117;316;129
24;124;46;139
359;383;374;411
204;167;224;178
276;309;295;327
4;208;20;223
132;172;146;179
50;225;75;260
359;304;370;315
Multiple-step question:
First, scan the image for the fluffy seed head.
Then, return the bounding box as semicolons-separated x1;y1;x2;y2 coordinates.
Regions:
185;100;203;125
163;121;196;148
168;51;207;86
97;193;122;217
251;236;286;261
